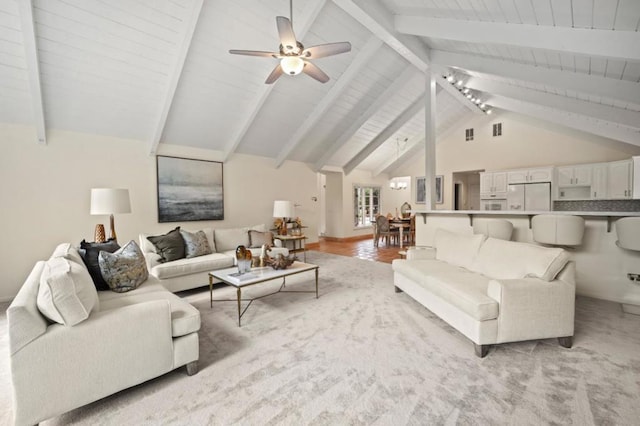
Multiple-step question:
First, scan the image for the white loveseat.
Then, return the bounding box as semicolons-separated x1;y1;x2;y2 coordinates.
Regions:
8;244;200;426
139;225;289;292
392;229;575;357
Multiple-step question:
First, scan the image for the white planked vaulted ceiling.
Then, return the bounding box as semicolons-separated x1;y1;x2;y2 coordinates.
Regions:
1;0;639;175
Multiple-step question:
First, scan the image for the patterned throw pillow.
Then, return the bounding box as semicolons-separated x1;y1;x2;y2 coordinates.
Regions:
180;230;212;258
78;239;121;291
98;240;148;293
248;230;274;248
147;227;185;262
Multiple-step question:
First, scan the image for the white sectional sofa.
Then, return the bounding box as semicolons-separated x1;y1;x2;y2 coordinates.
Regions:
392;229;575;357
139;224;289;292
8;243;200;426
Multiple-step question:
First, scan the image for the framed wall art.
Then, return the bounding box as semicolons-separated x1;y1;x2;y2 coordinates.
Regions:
415;175;444;204
156;155;224;222
415;176;426;204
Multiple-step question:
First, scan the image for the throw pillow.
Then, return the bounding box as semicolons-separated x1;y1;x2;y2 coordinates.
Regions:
98;240;149;293
180;229;212;258
37;256;99;326
249;230;273;248
147;227;185;262
434;228;486;270
78;239;121;291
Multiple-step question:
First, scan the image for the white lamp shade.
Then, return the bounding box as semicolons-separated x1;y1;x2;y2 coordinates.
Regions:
90;188;131;215
273;200;294;218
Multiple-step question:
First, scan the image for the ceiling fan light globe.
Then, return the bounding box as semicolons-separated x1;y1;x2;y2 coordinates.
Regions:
281;56;304;75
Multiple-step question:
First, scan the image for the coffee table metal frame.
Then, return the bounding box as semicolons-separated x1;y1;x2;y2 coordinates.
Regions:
208;262;319;327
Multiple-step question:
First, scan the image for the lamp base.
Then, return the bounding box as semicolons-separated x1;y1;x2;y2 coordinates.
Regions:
280;217;288;236
109;214;117;242
94;224;106;243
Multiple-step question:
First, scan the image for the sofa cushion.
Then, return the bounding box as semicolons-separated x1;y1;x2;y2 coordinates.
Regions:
214;224;266;252
78;239;121;291
180;229;213;258
434;228;486;270
393;259;498;321
249;230;274;248
98;280;167;302
50;243;84;265
150;253;234;280
37;256;99;326
471;238;571;281
99;291;200;337
147;227;185;263
98;241;149;293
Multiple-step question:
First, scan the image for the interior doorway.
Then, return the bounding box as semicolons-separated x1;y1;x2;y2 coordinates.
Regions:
451;170;483;210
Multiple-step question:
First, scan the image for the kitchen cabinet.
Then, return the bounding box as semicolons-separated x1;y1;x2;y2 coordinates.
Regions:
608;159;633;199
507;167;553;184
480;172;507;199
591;163;608;199
557;164;592;187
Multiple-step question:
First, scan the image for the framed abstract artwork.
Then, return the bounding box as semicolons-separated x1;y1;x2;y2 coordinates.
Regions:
156;156;224;222
435;175;444;204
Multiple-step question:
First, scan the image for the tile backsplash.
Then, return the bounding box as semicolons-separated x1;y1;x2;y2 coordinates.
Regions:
554;200;640;212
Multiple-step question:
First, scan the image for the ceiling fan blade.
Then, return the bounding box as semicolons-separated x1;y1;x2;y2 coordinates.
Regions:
276;16;298;52
265;64;284;84
302;42;352;59
229;49;278;58
302;61;329;83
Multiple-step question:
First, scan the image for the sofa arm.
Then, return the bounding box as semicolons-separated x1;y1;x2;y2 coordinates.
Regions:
487;277;575;343
406;246;436;260
11;300;174;426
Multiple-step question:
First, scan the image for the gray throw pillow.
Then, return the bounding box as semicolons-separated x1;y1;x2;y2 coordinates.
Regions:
249;230;274;248
147;227;185;262
180;230;212;258
98;240;148;293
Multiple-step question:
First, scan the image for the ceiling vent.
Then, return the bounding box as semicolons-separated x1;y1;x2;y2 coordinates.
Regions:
493;123;502;137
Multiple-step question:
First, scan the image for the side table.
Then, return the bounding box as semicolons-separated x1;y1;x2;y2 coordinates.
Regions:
274;234;307;262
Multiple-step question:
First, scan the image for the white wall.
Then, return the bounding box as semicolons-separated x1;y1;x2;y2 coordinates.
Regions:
401;111;640;210
0;124;319;300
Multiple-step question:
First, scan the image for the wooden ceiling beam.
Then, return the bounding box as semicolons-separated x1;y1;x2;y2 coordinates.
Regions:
17;0;46;145
313;65;417;172
396;15;640;61
223;0;327;162
431;50;640;107
487;95;640;148
343;94;425;175
466;77;640;130
274;36;383;168
149;0;203;155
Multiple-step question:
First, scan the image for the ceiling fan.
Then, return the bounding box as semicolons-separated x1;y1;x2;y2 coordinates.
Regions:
229;0;351;84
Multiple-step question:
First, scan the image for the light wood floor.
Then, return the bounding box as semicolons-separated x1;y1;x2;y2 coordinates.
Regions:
310;237;412;264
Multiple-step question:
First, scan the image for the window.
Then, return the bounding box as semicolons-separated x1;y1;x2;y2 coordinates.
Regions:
465;128;474;141
354;185;380;227
493;123;502;137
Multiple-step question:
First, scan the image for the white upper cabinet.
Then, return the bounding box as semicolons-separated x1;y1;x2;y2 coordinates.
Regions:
480;172;508;199
507;167;553;184
591;163;608;199
608;159;633;199
557;164;592;187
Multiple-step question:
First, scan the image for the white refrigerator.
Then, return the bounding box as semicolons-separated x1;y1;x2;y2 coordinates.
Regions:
507;183;551;211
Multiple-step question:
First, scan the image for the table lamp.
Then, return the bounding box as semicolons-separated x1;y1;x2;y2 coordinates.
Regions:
90;188;131;242
273;200;294;235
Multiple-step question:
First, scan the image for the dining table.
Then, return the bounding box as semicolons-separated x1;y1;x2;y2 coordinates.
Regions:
389;218;411;248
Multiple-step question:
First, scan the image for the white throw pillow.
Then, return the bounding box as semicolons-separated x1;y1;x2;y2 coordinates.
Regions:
37;256;99;326
49;242;84;265
472;238;571;281
434;228;486;270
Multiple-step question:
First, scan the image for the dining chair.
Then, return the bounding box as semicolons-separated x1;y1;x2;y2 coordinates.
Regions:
375;215;399;247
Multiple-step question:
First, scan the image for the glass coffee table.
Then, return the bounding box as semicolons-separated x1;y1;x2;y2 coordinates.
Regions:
208;262;319;327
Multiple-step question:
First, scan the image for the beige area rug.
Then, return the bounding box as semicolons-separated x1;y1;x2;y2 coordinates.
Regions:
2;251;640;425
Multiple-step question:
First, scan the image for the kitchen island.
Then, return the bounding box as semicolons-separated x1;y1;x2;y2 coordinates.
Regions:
410;210;640;314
